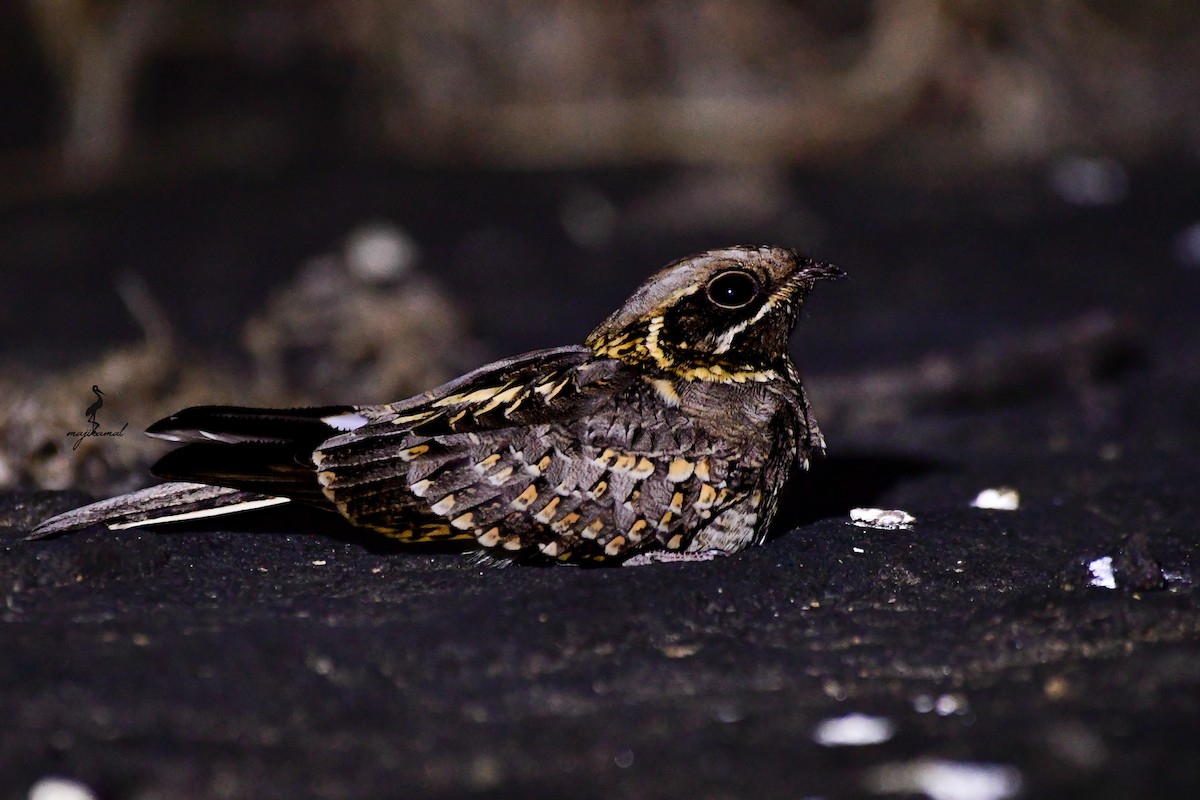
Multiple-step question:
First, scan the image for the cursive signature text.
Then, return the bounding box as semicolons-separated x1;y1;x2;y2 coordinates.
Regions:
67;422;129;451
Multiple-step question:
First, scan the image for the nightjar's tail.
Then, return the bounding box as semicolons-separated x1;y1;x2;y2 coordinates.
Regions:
30;404;368;537
30;482;289;537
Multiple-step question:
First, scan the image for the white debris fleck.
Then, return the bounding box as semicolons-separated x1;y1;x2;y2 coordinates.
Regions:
308;654;334;676
970;487;1020;511
1163;570;1191;586
867;759;1022;800
28;777;98;800
312;560;327;567
814;713;896;747
852;546;866;554
850;508;915;530
1088;556;1117;589
1049;156;1128;206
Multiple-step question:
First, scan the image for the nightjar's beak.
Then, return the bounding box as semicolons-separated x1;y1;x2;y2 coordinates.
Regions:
797;261;847;283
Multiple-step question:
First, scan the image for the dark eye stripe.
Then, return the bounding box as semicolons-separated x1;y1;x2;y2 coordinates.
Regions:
706;270;761;309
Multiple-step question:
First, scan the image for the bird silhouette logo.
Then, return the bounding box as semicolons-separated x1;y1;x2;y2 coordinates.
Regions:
67;385;127;450
85;385;105;432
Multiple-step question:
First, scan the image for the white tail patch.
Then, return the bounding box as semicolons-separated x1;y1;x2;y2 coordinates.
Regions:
108;496;291;529
321;412;369;431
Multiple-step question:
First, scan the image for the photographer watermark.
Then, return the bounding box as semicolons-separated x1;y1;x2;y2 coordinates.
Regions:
67;385;128;450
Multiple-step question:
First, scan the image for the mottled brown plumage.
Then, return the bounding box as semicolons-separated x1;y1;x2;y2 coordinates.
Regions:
34;246;842;565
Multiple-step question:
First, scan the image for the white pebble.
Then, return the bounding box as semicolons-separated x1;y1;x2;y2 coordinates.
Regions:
867;759;1022;800
850;508;915;530
970;487;1020;511
28;777;98;800
814;713;896;747
1088;556;1117;589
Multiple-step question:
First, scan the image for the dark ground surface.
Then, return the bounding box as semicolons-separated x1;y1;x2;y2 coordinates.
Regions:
2;161;1200;799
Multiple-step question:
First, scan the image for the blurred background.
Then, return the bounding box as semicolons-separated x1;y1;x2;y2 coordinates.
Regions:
5;1;1200;190
2;0;1199;492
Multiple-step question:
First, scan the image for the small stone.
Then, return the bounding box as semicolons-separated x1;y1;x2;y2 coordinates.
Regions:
970;487;1020;511
28;777;98;800
850;508;915;530
867;759;1022;800
1088;556;1117;589
814;713;896;746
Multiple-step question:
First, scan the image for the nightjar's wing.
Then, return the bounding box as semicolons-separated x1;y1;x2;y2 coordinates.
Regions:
315;346;762;561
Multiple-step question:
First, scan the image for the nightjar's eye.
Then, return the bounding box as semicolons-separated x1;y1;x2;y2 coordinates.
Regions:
705;270;761;309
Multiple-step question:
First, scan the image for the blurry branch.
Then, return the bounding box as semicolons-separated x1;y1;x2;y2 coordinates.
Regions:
5;0;1200;200
811;311;1142;432
116;272;172;344
374;0;949;165
25;0;166;181
834;0;947;137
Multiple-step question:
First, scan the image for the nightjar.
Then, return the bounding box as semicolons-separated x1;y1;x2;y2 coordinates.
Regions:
34;246;843;565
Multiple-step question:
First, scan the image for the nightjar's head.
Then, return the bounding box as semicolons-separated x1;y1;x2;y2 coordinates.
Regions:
586;246;843;381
